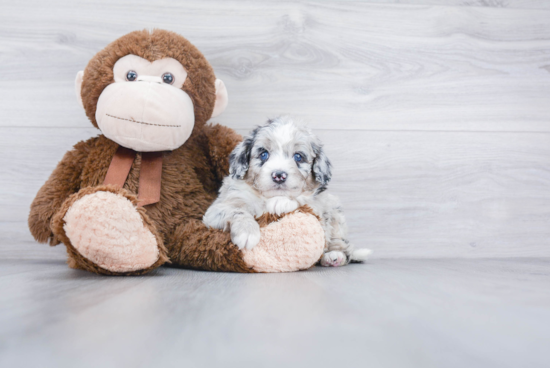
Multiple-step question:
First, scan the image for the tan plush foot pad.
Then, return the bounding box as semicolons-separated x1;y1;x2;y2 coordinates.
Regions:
242;210;325;273
63;190;160;273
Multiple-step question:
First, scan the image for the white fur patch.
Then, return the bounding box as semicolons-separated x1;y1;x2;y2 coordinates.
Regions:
320;250;347;267
265;196;299;215
351;248;373;262
230;216;261;250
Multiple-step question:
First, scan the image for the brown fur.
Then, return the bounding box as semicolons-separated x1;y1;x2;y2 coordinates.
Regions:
81;29;216;130
167;220;254;273
166;206;318;273
255;205;320;228
28;30;254;274
28;139;93;246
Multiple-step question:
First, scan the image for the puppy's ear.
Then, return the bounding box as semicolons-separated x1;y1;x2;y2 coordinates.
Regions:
229;137;253;179
312;143;332;193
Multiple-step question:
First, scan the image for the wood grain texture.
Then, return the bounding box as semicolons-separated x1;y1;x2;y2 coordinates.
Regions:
2;127;550;258
0;1;549;131
1;0;550;258
1;257;549;368
2;3;550;367
343;0;550;10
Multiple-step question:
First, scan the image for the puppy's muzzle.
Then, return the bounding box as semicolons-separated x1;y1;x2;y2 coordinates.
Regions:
271;171;287;184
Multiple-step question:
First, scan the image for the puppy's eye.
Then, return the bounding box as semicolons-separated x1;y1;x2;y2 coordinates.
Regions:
293;153;303;163
162;72;174;84
259;151;269;161
126;70;138;81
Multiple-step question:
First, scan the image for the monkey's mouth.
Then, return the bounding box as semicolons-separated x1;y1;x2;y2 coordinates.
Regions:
106;114;182;128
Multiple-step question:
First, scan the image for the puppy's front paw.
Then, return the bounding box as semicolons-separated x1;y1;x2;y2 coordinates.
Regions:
265;196;299;215
320;251;348;267
231;219;261;250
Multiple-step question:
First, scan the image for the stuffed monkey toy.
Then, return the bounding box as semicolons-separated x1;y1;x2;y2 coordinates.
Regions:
28;29;324;275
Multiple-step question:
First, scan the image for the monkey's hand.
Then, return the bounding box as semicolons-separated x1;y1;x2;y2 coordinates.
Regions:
230;216;261;250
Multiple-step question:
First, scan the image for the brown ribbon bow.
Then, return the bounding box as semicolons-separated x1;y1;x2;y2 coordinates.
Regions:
104;146;163;206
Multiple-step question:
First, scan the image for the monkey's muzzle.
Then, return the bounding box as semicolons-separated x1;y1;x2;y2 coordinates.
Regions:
95;81;195;152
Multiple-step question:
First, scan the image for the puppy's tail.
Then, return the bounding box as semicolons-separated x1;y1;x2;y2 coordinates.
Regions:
350;248;372;263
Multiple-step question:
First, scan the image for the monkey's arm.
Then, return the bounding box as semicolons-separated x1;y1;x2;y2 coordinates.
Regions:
167;207;325;273
203;123;242;182
167;219;255;273
164;124;252;272
28;140;92;245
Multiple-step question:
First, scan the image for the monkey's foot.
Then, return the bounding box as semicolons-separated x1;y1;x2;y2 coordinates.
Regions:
242;207;325;273
52;186;167;275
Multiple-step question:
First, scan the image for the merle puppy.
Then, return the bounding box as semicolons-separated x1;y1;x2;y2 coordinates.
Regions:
203;116;371;266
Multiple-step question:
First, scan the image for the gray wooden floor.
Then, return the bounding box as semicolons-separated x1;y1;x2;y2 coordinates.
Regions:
1;0;550;367
1;247;550;368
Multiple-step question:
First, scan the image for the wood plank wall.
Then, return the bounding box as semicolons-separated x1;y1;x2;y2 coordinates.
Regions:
1;0;549;258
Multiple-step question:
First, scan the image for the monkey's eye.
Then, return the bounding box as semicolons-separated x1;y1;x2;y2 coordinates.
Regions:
259;151;269;162
293;153;303;163
126;70;138;81
162;72;174;85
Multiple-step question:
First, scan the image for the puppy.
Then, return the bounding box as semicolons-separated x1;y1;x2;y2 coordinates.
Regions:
203;116;371;267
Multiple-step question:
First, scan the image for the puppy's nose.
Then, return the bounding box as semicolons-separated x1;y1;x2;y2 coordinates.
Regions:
271;171;288;184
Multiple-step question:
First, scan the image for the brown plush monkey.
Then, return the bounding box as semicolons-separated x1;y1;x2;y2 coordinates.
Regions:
28;29;324;275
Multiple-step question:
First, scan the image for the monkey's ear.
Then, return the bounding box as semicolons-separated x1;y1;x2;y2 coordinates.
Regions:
75;71;84;109
211;79;228;118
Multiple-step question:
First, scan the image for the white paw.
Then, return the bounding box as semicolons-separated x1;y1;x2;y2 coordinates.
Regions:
265;196;299;215
230;218;261;250
320;251;348;267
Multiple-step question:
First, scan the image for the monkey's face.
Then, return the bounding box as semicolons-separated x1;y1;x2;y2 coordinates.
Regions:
76;30;228;152
91;55;194;151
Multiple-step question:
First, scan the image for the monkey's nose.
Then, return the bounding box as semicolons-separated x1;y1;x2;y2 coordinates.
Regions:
271;171;287;184
136;75;163;84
